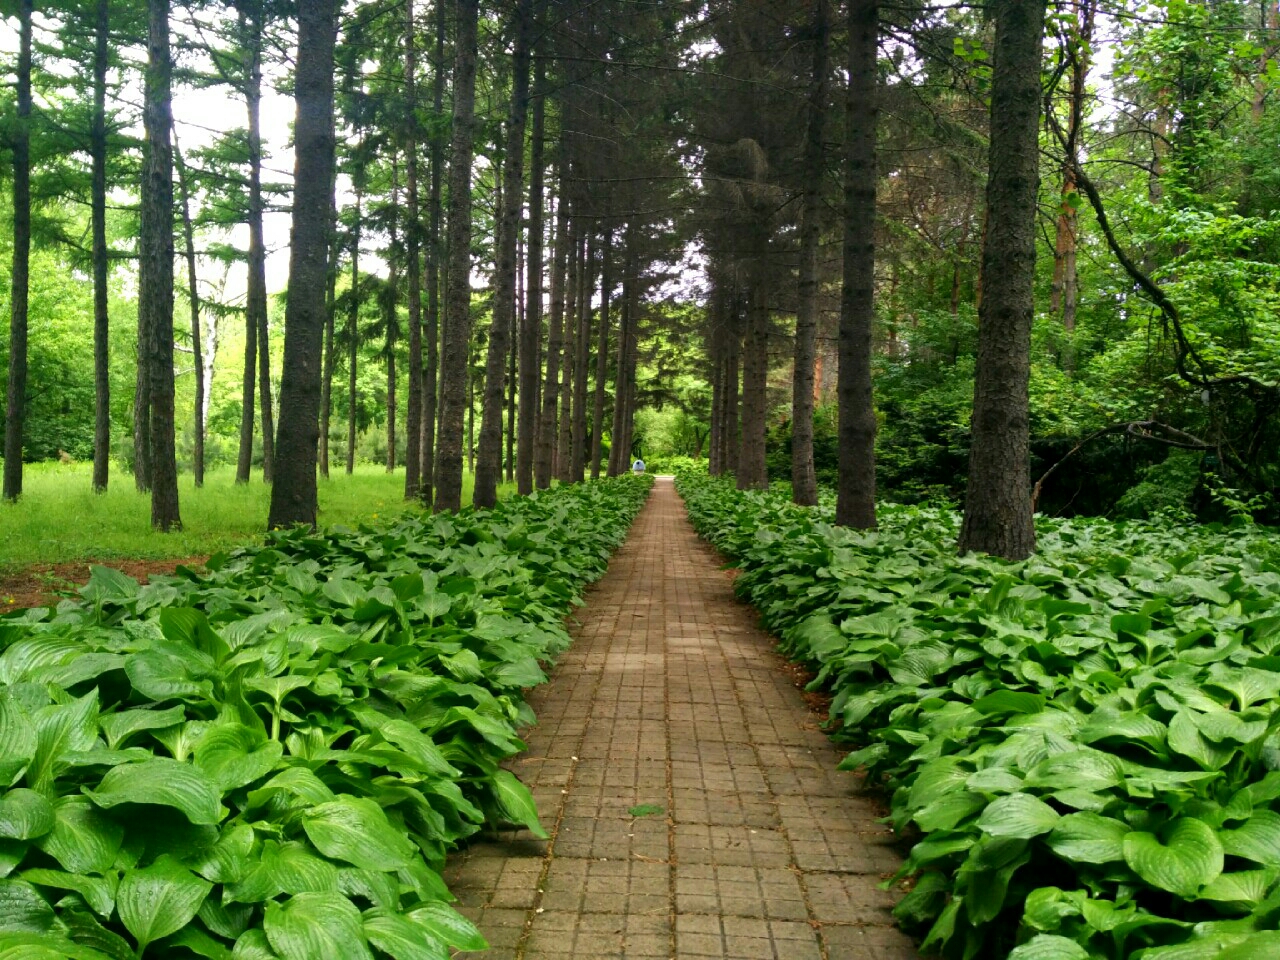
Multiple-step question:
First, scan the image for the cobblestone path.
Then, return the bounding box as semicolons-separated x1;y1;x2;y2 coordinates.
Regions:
445;478;919;960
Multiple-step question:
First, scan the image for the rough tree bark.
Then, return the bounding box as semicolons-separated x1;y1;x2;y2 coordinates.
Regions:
1049;0;1093;341
420;0;446;505
608;234;636;476
556;221;578;483
571;232;592;481
346;165;363;475
3;0;30;502
403;0;423;498
791;0;829;507
173;132;205;487
835;0;879;529
433;0;480;512
957;0;1046;560
141;0;181;530
91;0;111;493
384;156;399;473
475;0;532;508
268;0;337;529
590;227;611;479
736;267;769;491
320;173;338;478
517;54;545;495
243;0;274;483
534;186;568;489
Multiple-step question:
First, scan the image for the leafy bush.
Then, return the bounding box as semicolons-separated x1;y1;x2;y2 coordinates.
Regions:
677;471;1280;959
0;475;652;958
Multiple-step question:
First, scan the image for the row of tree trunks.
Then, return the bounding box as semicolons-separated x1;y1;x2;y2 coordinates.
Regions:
555;213;578;484
570;232;592;481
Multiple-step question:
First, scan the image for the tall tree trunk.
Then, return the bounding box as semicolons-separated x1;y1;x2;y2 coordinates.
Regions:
474;0;532;508
556;219;579;483
91;0;111;493
791;0;829;507
737;266;769;491
517;54;545;495
3;0;30;502
268;0;337;529
609;234;635;477
142;0;181;530
506;308;516;484
234;276;255;483
724;300;739;476
571;231;592;481
709;314;723;476
384;155;400;473
346;163;364;475
320;173;338;478
420;0;446;504
836;0;879;529
590;226;611;479
433;0;480;512
245;3;275;483
957;0;1045;560
173;132;205;487
403;0;423;497
534;188;568;488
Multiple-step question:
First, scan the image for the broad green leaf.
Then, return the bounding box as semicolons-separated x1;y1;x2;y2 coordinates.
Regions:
1007;935;1090;960
0;880;54;933
0;697;36;788
362;912;449;960
977;793;1060;839
34;798;122;875
1047;812;1130;864
491;770;547;838
263;893;372;960
194;725;283;792
98;707;186;751
116;856;211;951
1123;818;1223;897
0;791;53;841
1219;811;1280;867
1198;869;1276;903
188;823;255;884
404;901;487;952
972;690;1044;715
231;929;278;960
915;792;985;832
301;798;414;871
86;759;224;825
28;694;98;793
19;869;115;918
166;926;233;960
225;841;339;903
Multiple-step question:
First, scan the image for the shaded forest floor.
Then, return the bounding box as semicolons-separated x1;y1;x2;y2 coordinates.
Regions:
0;556;208;612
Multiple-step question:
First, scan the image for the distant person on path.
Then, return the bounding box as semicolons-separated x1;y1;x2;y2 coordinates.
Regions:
632;458;645;474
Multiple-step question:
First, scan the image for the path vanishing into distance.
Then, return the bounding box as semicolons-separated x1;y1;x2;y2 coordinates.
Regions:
445;478;919;960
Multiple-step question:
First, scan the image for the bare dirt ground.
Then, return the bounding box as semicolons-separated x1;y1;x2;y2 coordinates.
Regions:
0;557;208;612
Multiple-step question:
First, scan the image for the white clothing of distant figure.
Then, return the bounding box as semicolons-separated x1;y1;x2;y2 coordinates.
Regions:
632;459;645;474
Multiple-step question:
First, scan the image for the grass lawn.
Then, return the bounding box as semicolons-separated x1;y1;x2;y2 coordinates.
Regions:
0;461;512;571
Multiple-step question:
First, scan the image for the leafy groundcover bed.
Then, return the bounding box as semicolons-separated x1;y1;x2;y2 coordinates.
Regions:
0;475;652;959
677;471;1280;960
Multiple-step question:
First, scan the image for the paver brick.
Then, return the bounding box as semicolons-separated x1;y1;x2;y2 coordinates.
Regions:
443;479;917;958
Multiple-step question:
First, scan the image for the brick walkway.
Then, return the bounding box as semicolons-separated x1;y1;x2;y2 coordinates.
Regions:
445;478;918;960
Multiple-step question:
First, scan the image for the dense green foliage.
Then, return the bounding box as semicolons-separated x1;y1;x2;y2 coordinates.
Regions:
0;475;651;958
679;471;1280;959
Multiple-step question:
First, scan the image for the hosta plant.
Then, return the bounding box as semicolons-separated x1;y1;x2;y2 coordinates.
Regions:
677;471;1280;960
0;475;652;958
